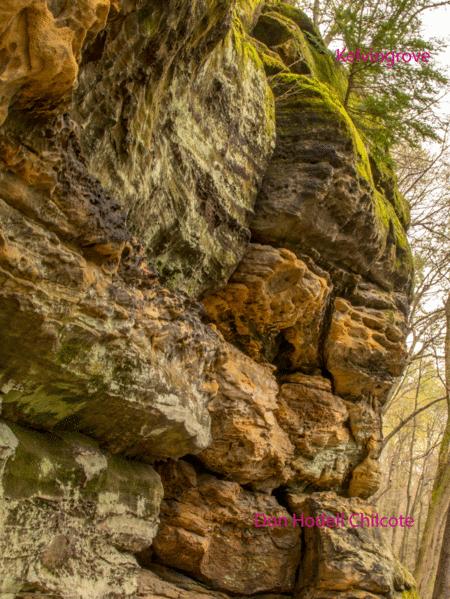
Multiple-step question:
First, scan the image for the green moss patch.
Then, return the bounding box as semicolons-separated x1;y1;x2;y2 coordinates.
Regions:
269;72;412;275
251;4;347;100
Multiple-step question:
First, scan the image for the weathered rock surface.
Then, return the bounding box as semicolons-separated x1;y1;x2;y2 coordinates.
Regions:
152;460;301;595
199;351;380;494
250;73;412;293
287;492;417;599
199;342;294;490
0;419;162;598
348;452;381;500
0;114;224;459
74;0;275;296
277;374;364;491
325;297;407;402
138;567;230;599
250;5;413;295
203;243;331;371
0;0;114;126
0;131;220;458
139;566;288;599
0;1;417;598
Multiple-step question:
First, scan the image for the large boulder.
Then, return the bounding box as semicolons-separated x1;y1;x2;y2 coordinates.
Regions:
0;420;162;598
0;136;220;458
287;492;417;599
277;374;369;491
199;343;294;490
74;0;276;296
203;243;331;371
152;460;301;595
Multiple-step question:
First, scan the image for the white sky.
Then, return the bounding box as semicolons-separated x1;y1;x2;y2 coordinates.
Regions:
421;4;450;117
412;7;449;315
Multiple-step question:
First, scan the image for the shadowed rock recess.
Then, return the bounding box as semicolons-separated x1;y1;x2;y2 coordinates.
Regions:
0;1;417;598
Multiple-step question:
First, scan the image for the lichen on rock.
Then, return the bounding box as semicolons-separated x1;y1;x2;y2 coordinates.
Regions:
73;0;276;296
0;420;162;598
0;0;418;598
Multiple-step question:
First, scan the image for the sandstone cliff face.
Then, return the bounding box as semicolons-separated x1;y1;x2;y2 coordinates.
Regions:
0;1;417;598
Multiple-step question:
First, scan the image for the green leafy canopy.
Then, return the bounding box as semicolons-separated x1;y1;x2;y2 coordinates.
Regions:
297;0;449;153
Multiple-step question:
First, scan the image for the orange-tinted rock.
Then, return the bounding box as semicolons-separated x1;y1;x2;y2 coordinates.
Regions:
152;461;301;595
0;127;220;459
325;297;407;402
348;454;381;499
277;374;362;490
199;343;293;490
200;358;380;496
287;492;417;598
0;0;114;124
203;243;331;371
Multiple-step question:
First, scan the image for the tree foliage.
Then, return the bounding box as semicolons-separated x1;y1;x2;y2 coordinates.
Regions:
297;0;449;152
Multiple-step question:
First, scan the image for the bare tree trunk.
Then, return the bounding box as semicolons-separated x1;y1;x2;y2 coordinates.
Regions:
409;467;425;567
415;294;450;599
432;505;450;599
392;434;409;556
415;493;425;565
400;363;421;563
312;0;321;27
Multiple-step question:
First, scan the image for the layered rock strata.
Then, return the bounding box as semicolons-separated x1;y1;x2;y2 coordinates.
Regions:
0;1;417;598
